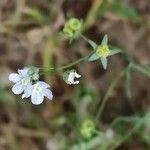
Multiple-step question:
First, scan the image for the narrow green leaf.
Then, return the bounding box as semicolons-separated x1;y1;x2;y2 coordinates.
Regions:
88;40;97;49
88;53;99;61
100;57;107;70
109;49;122;56
132;64;150;77
101;34;108;45
112;4;141;22
125;68;132;98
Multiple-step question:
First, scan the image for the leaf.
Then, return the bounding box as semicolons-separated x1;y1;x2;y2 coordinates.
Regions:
109;49;122;56
112;4;141;22
24;7;44;22
100;57;108;70
125;68;132;98
88;40;97;49
101;34;108;45
88;53;99;61
132;64;150;77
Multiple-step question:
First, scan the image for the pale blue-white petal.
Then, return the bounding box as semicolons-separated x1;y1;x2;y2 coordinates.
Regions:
44;89;53;100
38;81;50;88
24;85;33;98
9;73;20;83
18;68;29;77
12;83;24;95
31;92;44;105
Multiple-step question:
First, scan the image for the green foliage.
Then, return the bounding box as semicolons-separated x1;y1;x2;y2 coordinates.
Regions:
132;64;150;77
125;66;132;98
111;4;141;22
139;112;150;144
98;0;141;22
24;7;45;22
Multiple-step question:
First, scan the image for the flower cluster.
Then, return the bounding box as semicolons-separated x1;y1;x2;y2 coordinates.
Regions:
8;17;121;105
9;67;53;105
63;18;82;39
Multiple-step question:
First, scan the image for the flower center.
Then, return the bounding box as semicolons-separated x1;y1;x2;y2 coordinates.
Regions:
21;77;30;86
33;85;42;93
96;44;110;58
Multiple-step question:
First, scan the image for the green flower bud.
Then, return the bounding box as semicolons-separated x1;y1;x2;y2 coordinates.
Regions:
63;27;74;38
68;18;82;31
28;66;39;80
96;44;110;58
80;120;95;139
63;18;82;39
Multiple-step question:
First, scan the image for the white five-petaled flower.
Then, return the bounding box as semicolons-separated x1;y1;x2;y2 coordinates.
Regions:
30;81;53;105
9;68;32;97
67;71;81;85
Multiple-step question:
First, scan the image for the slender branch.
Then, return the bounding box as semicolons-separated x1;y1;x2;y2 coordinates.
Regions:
39;51;94;73
57;52;93;70
110;116;140;128
79;33;91;43
95;65;130;125
111;117;145;150
39;33;94;73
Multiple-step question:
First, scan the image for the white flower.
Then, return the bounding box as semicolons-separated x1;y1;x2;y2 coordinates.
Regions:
67;71;81;85
9;68;32;97
105;128;115;139
9;67;53;105
30;81;53;105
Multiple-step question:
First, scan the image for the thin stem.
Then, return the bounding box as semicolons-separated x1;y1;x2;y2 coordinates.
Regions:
79;33;90;43
39;51;94;73
111;117;145;150
95;65;130;125
57;52;93;70
39;33;93;73
110;116;140;128
132;63;150;77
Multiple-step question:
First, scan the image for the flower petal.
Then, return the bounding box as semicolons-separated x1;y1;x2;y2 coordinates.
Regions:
75;72;81;78
9;73;20;83
67;72;74;83
44;89;53;100
73;81;79;84
38;81;50;88
12;83;24;95
31;92;44;105
18;68;29;77
24;84;33;98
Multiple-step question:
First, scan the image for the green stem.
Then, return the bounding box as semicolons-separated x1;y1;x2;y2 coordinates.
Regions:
58;52;93;70
110;116;140;128
132;63;150;77
111;117;145;150
80;33;90;43
95;65;130;125
39;51;94;73
39;33;94;73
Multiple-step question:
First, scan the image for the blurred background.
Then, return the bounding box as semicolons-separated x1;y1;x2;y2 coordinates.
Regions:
0;0;150;150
